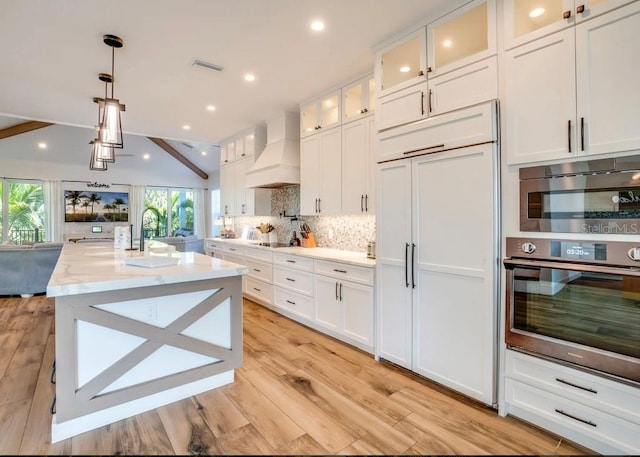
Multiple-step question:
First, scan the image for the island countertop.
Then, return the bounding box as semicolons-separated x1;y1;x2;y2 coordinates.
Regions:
47;241;248;297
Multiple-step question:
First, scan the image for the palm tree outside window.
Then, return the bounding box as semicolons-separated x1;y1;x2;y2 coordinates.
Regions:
0;179;46;244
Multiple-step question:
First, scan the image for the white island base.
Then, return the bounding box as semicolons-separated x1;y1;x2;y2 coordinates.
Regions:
47;243;247;443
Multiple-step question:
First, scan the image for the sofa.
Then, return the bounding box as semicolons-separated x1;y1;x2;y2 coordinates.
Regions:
0;242;64;296
152;235;204;254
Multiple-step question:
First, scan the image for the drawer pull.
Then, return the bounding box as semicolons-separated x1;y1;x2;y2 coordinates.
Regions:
333;268;347;274
230;248;236;251
554;409;596;427
555;378;597;394
286;259;296;263
286;277;296;282
253;268;261;272
253;287;261;292
286;300;296;305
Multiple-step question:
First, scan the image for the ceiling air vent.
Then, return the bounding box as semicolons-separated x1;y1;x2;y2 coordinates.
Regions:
192;59;224;72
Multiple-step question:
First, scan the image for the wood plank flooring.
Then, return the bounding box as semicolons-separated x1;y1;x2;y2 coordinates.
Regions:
0;294;594;455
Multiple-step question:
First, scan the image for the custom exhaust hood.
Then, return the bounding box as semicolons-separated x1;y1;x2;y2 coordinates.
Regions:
245;112;300;189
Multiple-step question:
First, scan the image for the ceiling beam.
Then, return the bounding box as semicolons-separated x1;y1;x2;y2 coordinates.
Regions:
147;137;209;180
0;120;54;140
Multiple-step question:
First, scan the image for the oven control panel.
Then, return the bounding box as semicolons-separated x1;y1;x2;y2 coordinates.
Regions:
506;237;640;267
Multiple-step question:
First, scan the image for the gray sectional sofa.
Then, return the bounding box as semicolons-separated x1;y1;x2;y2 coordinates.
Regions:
0;243;64;296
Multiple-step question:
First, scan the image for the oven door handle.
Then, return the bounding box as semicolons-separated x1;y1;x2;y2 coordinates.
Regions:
504;258;640;276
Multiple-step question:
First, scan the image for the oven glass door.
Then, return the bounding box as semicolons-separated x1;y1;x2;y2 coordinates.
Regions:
511;265;640;359
527;187;640;220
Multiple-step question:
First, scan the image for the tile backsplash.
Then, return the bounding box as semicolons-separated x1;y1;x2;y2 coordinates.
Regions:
231;186;376;252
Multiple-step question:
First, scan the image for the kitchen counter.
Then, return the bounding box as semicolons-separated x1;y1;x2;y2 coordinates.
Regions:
206;237;376;268
48;240;247;442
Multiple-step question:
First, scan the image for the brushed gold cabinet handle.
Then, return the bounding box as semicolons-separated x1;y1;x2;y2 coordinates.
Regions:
563;10;571;19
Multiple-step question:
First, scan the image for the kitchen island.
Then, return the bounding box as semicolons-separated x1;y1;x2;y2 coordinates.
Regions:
46;241;248;443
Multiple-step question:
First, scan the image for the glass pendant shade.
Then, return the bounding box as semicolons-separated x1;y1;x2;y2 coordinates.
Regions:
89;140;108;171
93;137;115;163
100;98;125;149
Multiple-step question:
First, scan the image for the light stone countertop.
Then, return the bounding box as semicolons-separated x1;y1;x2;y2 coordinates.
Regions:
47;240;248;297
205;238;376;268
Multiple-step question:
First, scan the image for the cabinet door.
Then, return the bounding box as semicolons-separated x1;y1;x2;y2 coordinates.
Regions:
300;135;321;215
427;0;496;78
342;281;374;350
235;136;246;160
411;144;497;405
341;118;368;214
243;132;255;158
576;1;640;156
342;75;375;123
319;90;341;131
319;127;342;215
233;159;248;215
314;275;342;332
376;82;427;131
219;164;235;216
505;28;577;164
376;28;427;98
428;56;497;117
375;160;413;368
300;101;319;137
503;0;574;50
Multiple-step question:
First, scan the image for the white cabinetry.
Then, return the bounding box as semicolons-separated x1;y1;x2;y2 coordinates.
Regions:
505;1;640;164
341;75;376;123
505;350;640;454
219;124;270;216
300;89;341;138
341;116;376;214
376;101;498;405
243;247;273;306
300;127;342;215
204;239;224;258
503;0;635;50
314;259;374;353
375;0;497;131
272;252;315;320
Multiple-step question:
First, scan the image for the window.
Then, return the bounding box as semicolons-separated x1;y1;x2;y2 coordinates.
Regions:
143;187;194;238
0;179;46;244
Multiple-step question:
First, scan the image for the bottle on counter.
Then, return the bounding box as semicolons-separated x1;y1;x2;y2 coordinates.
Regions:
290;231;301;246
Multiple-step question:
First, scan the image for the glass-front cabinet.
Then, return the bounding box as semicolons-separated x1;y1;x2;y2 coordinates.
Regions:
427;0;496;78
300;89;341;138
504;0;634;49
375;28;427;98
220;141;235;165
342;75;375;123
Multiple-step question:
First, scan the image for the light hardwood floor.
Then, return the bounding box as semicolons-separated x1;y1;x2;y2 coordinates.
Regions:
0;294;593;455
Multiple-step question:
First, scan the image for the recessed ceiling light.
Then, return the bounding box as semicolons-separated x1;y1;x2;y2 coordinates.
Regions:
143;153;150;160
182;125;191;130
206;105;216;111
310;20;325;31
443;39;453;48
529;7;545;18
37;142;47;149
244;73;256;82
400;66;411;73
201;151;207;156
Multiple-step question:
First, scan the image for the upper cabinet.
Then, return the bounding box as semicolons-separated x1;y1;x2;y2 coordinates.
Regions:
427;0;496;78
300;89;341;138
342;75;376;124
219;125;266;166
376;29;428;99
374;0;497;132
505;1;640;164
504;0;636;50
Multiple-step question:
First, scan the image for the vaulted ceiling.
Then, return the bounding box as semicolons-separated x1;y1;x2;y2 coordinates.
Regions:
0;0;462;176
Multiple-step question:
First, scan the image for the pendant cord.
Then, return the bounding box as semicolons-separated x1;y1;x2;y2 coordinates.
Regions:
111;47;115;99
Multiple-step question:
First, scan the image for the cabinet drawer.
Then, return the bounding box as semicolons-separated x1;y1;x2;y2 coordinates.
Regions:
505;378;640;455
378;100;495;163
245;247;273;262
273;266;314;296
506;350;640;425
223;244;245;256
273;287;314;320
273;252;313;272
377;82;427;132
223;253;245;267
314;259;374;286
243;258;272;284
205;240;224;250
244;276;272;305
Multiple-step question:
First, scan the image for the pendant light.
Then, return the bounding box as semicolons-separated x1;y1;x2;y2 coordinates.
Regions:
99;34;125;149
93;91;115;163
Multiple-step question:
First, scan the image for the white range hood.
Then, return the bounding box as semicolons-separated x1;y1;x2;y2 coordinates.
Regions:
245;112;300;189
